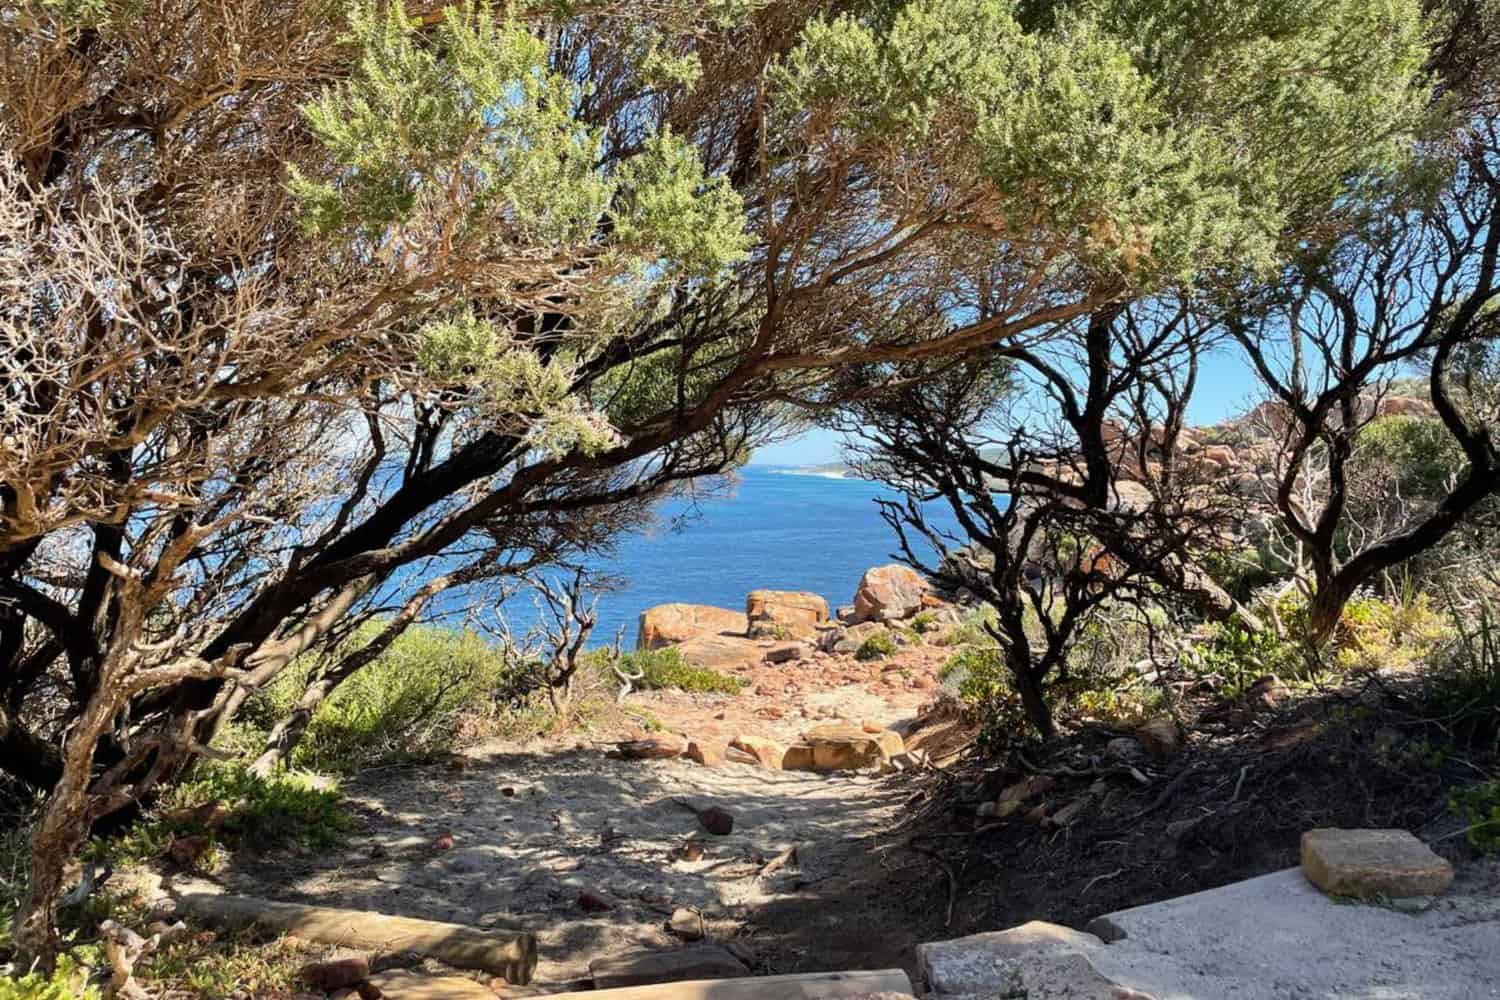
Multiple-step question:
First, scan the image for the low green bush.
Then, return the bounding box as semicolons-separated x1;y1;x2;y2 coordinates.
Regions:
939;646;1028;738
934;606;997;647
1449;781;1500;853
243;623;522;772
606;647;746;694
855;631;897;661
0;956;99;1000
910;611;937;634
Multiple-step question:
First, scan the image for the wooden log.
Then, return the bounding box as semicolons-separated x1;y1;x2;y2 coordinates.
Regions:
175;893;535;984
537;969;914;998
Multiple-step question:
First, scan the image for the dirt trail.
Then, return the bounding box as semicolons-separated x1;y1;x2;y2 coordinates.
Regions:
201;646;961;986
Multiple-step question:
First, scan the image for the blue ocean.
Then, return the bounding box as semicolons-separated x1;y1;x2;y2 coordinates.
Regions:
511;466;962;645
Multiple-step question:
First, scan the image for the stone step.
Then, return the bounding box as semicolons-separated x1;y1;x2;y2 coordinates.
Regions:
536;969;913;998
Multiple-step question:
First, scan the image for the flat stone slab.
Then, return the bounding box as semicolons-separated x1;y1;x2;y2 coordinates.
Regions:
542;969;913;997
366;969;496;998
1301;827;1455;898
590;946;750;990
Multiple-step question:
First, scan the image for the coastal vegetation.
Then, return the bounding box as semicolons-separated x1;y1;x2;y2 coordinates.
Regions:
0;0;1498;990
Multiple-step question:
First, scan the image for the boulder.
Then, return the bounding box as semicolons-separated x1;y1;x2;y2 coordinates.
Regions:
590;946;749;989
730;735;787;770
764;642;807;664
852;565;929;622
637;603;748;650
803;723;905;771
917;921;1152;998
672;633;763;671
782;743;816;771
668;907;705;941
745;590;830;638
617;733;686;760
1300;828;1454;899
685;741;725;768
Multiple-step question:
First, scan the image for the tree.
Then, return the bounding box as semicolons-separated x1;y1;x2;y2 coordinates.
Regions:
0;0;1440;963
1225;122;1500;648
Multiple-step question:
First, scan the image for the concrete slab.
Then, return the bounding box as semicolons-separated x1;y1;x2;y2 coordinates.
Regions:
1084;864;1500;999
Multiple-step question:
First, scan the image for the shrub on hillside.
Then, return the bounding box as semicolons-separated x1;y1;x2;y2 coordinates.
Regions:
242;623;524;772
606;648;746;694
855;631;898;661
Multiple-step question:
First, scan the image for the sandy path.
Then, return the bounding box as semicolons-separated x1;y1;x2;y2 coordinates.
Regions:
214;744;908;984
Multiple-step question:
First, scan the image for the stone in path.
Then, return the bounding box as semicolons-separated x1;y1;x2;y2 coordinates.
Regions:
589;945;750;989
918;920;1153;999
1300;828;1454;899
541;969;913;997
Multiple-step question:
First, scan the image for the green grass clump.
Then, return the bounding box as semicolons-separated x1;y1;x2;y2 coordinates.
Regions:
611;648;746;694
101;762;350;869
855;631;897;661
910;611;937;634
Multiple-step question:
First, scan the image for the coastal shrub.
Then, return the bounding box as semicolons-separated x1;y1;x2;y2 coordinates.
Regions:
243;624;520;771
97;762;350;869
1332;590;1452;673
0;956;99;1000
939;647;1030;741
910;611;937;635
1191;622;1305;695
935;605;998;647
855;631;898;661
619;648;746;694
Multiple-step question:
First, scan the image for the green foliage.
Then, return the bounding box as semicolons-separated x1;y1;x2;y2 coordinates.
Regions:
1449;782;1500;853
0;955;98;1000
136;928;303;1000
935;605;998;647
98;762;350;869
1333;590;1453;672
245;624;521;773
939;646;1030;738
291;1;746;271
773;0;1431;282
855;631;898;661
910;611;937;634
604;647;746;694
1356;415;1467;501
1192;620;1305;695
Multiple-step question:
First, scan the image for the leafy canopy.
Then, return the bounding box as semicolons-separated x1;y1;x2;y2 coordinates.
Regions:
774;0;1431;284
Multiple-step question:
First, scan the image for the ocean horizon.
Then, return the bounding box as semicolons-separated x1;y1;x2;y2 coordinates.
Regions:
457;465;963;647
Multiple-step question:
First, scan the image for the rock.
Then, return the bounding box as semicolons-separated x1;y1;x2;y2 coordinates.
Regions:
730;736;787;770
589;945;749;989
1105;736;1144;761
723;746;760;766
300;957;369;991
852;564;929;622
1047;797;1089;828
696;806;735;836
637;603;748;650
764;642;807;664
168;835;212;868
578;889;614;913
431;833;455;851
802;723;905;771
364;970;496;999
782;743;816;771
817;626;847;653
745;590;830;637
668;907;705;941
1134;717;1182;758
671;633;763;671
1245;675;1287;711
836;605;859;623
617;733;686;760
685;741;725;768
861;720;883;734
917;921;1152;998
1300;828;1454;899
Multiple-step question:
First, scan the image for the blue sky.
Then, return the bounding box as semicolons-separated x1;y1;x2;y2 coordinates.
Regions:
749;342;1264;465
